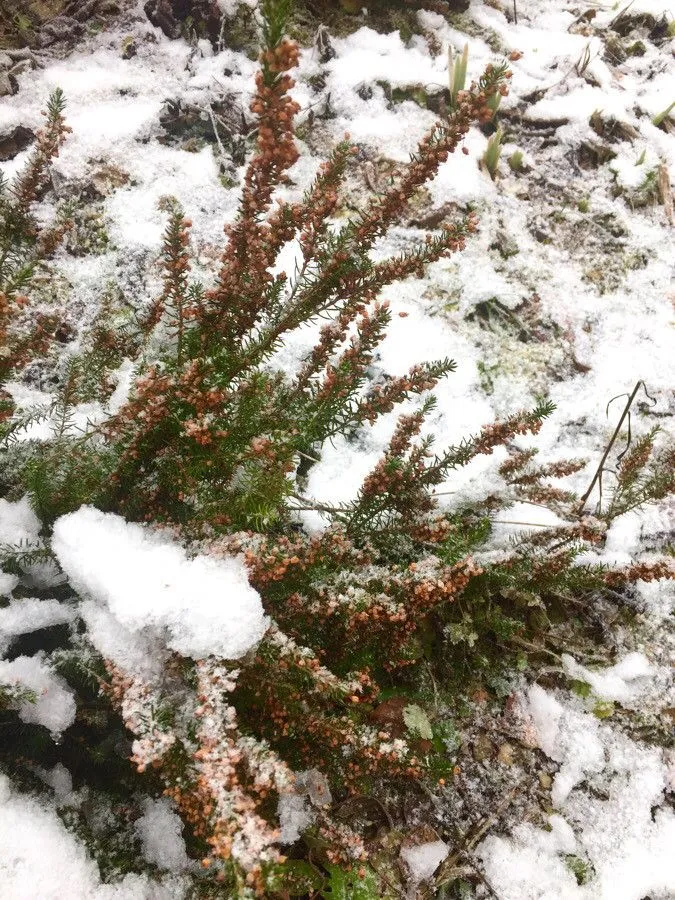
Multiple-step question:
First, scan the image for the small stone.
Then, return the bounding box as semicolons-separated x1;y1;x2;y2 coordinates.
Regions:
0;125;34;162
472;733;494;762
497;742;515;766
89;163;130;198
0;72;16;98
122;39;137;59
538;772;552;789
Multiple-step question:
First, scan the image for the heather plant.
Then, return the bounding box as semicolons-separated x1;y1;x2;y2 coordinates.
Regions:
0;88;71;426
25;0;516;534
1;3;675;896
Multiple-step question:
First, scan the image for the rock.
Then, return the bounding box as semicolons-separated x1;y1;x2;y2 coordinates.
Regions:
491;230;519;259
144;0;181;39
34;17;85;50
0;72;17;97
10;60;33;78
497;742;515;766
0;125;35;162
472;732;495;762
0;52;12;69
144;0;221;43
88;163;130;198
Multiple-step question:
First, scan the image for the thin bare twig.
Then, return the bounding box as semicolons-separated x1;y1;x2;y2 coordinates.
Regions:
577;381;650;513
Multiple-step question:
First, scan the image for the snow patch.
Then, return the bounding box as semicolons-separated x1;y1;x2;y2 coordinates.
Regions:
401;840;449;883
52;507;268;660
136;798;190;873
480;683;675;900
0;774;186;899
0;654;76;737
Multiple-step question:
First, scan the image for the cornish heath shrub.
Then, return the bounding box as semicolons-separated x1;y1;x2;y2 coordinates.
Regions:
1;0;673;895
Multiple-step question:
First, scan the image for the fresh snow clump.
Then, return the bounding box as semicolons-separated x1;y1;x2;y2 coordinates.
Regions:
401;840;449;883
0;599;75;654
562;652;657;706
136;798;190;872
52;507;268;659
0;774;186;898
0;654;76;737
277;792;314;845
0;496;41;546
0;497;43;595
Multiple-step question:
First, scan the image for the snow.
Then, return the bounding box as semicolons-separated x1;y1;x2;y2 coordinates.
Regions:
400;840;449;883
0;598;75;654
527;684;605;805
0;654;76;737
0;497;41;547
52;506;268;660
0;774;186;899
136;798;190;873
0;571;19;595
561;651;657;706
479;682;675;900
277;769;332;843
480;815;581;900
78;600;163;676
38;763;75;805
277;791;314;845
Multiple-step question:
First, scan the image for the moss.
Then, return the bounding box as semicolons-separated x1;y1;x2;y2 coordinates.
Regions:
390;85;430;109
565;855;594;885
446;11;506;52
626;39;647;57
289;0;426;43
66;205;111;256
477;359;499;395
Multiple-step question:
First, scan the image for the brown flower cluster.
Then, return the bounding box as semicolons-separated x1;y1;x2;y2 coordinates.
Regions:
604;560;675;588
0;90;71;391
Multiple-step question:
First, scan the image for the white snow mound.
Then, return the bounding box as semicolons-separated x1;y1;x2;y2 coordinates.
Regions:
0;654;76;737
52;506;268;660
0;774;185;899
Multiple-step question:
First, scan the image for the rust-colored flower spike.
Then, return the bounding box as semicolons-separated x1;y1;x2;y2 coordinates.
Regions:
604;560;675;588
0;89;71;394
12;88;71;214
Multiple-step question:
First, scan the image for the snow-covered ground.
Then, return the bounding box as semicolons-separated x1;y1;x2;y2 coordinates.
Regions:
1;0;673;896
